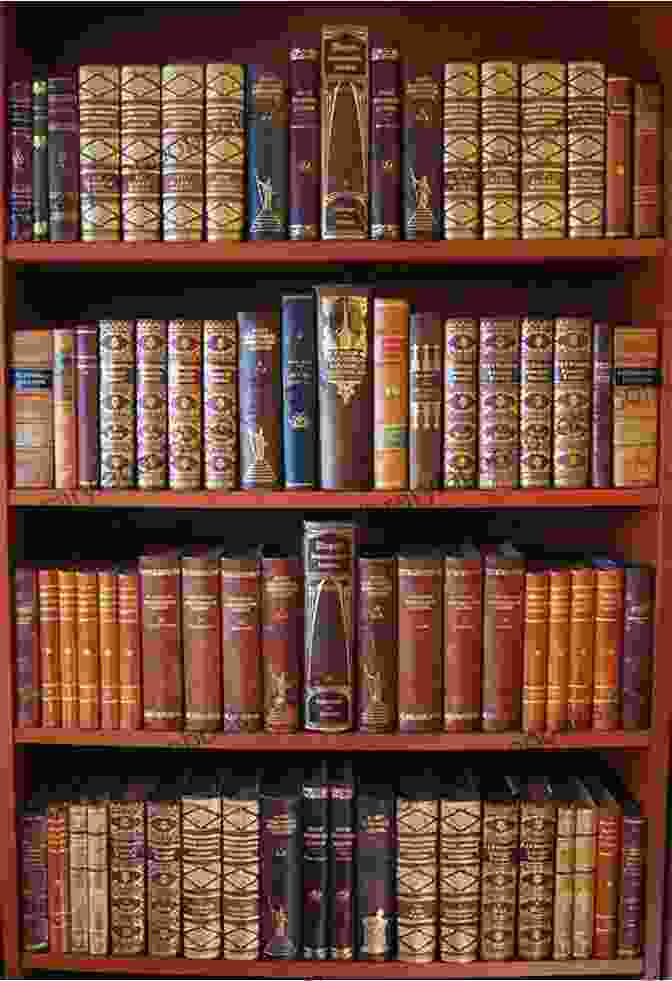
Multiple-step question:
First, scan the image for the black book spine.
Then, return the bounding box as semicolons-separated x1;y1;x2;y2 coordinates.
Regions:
261;778;302;959
356;782;396;960
302;762;329;959
329;761;355;959
32;75;49;241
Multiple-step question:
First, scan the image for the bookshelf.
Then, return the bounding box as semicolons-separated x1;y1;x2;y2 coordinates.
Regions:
0;1;669;979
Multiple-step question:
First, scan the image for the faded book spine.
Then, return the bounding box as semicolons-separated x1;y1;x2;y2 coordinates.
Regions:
546;568;571;732
613;324;659;488
397;795;439;962
76;569;100;729
136;319;168;490
109;800;145;954
182;554;223;731
38;568;60;727
553;317;592;489
370;42;401;240
99;319;135;488
21;808;48;951
481;62;520;240
480;797;519;960
68;801;89;953
205;63;245;241
518;794;556;959
403;65;442;240
281;295;317;489
32;76;49;241
634;82;663;237
439;796;481;962
606;76;633;237
147;798;181;956
443;317;478;488
617;811;646;957
262;556;303;734
356;781;395;960
521;62;567;239
53;328;77;489
479;316;521;489
204;319;238;490
139;552;183;730
443;550;482;732
567;62;606;238
99;568;120;729
168;319;202;490
573;797;596;957
373;297;409;489
553;801;576;959
443;62;480;239
57;568;78;727
568;567;596;729
121;65;161;241
221;556;262;733
182;791;222;959
357;555;396;733
329;763;355;959
591;322;612;488
221;792;260;960
520;317;553;489
482;548;525;731
593;561;625;731
162;65;204;241
118;566;142;730
14;564;41;726
87;799;109;955
47;802;70;953
302;763;329;959
10;329;54;489
75;323;99;489
409;312;443;490
238;311;282;489
522;570;550;734
260;784;302;958
398;553;443;733
79;66;121;241
47;73;79;241
8;80;33;241
622;565;654;729
247;64;288;240
289;45;320;241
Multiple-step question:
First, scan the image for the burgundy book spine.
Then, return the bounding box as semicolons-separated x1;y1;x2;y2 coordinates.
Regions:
262;556;303;733
402;64;442;240
8;80;33;241
182;553;223;731
47;73;79;241
634;82;663;238
47;802;70;953
592;322;612;488
260;776;302;959
370;42;401;240
357;555;396;733
14;564;41;726
289;42;320;241
329;761;355;959
75;323;99;489
21;808;48;951
409;312;443;490
606;77;633;237
356;778;396;959
618;811;646;957
238;311;282;489
443;548;482;732
622;565;654;729
139;550;183;730
398;553;443;733
482;546;525;731
221;555;262;733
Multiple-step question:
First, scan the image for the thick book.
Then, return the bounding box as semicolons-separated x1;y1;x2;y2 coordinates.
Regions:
139;548;183;730
592;558;625;731
315;285;373;489
606;76;633;237
182;548;223;731
79;66;121;241
75;323;99;490
57;565;78;727
439;770;481;962
409;311;443;490
356;770;396;960
443;543;482;732
20;798;48;951
480;774;520;960
520;316;553;489
289;43;320;241
443;316;478;488
582;773;621;959
443;62;480;239
147;779;182;957
47;799;70;953
553;316;592;489
8;79;33;241
14;563;41;727
53;328;77;489
370;41;401;240
247;64;288;240
397;771;439;963
398;550;443;733
281;294;317;489
591;322;612;488
205;64;246;241
546;565;571;732
10;329;54;489
329;759;355;959
260;766;303;959
32;75;49;241
136;319;168;490
573;776;598;958
99;567;120;729
518;777;556;960
521;62;567;238
99;319;135;489
479;316;521;489
568;565;596;729
373;297;410;489
261;553;303;733
482;543;525;731
120;65;161;241
521;569;550;734
221;766;261;960
87;789;110;955
182;775;223;959
37;566;60;726
481;62;520;240
204;318;238;490
109;788;146;955
47;73;79;241
634;82;664;238
567;62;606;239
162;65;205;241
402;64;442;240
622;564;654;729
613;323;659;487
302;760;329;959
168;319;202;491
221;553;263;733
76;567;100;729
357;552;396;733
117;563;142;730
238;311;282;489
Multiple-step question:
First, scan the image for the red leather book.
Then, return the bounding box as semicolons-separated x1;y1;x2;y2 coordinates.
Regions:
14;563;41;727
79;66;121;241
121;66;161;242
482;544;525;731
139;548;183;731
47;800;70;953
329;760;355;960
75;323;99;490
238;311;282;489
402;64;442;240
520;317;553;489
302;761;329;959
182;549;223;731
289;43;320;241
521;569;549;734
76;567;100;729
373;297;409;489
8;79;33;242
443;543;482;732
99;566;120;729
592;559;624;731
117;563;142;730
53;328;77;490
47;73;79;241
398;550;443;733
136;319;168;490
582;773;621;959
606;76;633;237
162;65;205;241
409;311;443;490
357;553;396;733
260;767;303;959
479;316;521;489
443;63;479;239
591;322;612;488
20;800;48;951
221;553;262;733
57;565;78;728
38;567;60;727
634;82;663;238
261;553;303;734
168;319;202;491
204;319;238;490
370;41;401;240
99;319;135;489
621;564;654;729
443;317;478;488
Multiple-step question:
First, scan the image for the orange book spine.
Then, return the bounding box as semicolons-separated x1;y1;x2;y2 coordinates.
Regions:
10;330;54;489
521;570;549;734
546;568;571;732
592;563;624;731
373;298;409;490
118;567;142;730
568;567;595;729
38;568;61;726
99;569;120;729
76;569;100;729
53;328;77;489
57;568;78;727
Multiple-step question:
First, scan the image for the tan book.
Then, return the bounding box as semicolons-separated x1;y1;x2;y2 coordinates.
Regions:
162;65;205;241
204;319;238;490
120;65;161;241
373;297;409;490
478;316;521;489
480;775;519;960
79;66;121;241
53;328;77;489
521;62;567;238
443;62;480;239
10;330;54;489
136;319;168;490
568;62;606;238
518;778;556;960
68;799;89;952
553;784;577;960
87;795;109;955
168;320;203;490
443;317;478;488
613;324;659;488
481;62;520;240
520;316;553;488
439;773;481;962
397;782;439;963
572;777;597;958
99;320;136;489
553;317;592;489
206;64;245;241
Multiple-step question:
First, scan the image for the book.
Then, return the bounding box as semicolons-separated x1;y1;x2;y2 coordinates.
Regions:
120;65;161;241
79;66;121;241
168;319;202;491
546;565;572;732
443;316;478;488
443;543;482;732
109;787;146;955
221;766;261;960
99;567;120;729
518;776;556;959
480;774;520;960
591;322;613;488
47;799;70;953
57;565;78;728
76;567;100;729
238;311;282;489
10;329;54;489
182;774;223;959
14;563;41;727
205;64;246;241
37;566;60;726
136;318;168;490
634;82;664;237
402;64;442;240
521;569;550;734
117;563;142;730
572;776;597;957
289;43;320;241
592;558;625;731
68;795;89;952
409;311;443;490
356;771;396;960
302;760;329;959
139;548;183;731
443;62;479;239
53;327;77;489
552;778;576;960
182;549;223;731
329;759;355;959
47;73;79;241
520;316;553;489
75;323;99;490
482;543;525;731
147;779;182;957
8;79;33;241
261;553;303;734
613;323;659;487
622;564;654;729
397;770;439;962
357;552;396;733
582;773;621;959
87;788;110;955
373;297;410;489
247;64;288;240
221;553;263;733
370;41;401;240
398;550;443;733
281;294;317;490
260;766;303;959
32;74;49;241
439;770;481;962
567;565;596;729
21;798;49;952
567;62;606;238
615;785;646;957
521;62;567;238
481;62;520;240
606;76;633;237
479;316;521;489
99;319;135;489
553;316;592;489
204;318;238;490
162;65;205;241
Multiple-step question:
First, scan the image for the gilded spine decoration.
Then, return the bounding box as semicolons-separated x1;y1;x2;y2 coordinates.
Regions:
99;319;135;489
79;66;121;241
481;62;520;240
168;319;202;490
204;319;238;490
443;317;478;488
206;64;245;241
120;65;161;241
520;317;553;488
136;319;168;490
521;63;567;238
162;65;205;241
443;63;480;239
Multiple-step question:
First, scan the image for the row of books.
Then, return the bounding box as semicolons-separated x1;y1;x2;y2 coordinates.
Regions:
10;294;660;492
20;758;645;963
15;526;654;734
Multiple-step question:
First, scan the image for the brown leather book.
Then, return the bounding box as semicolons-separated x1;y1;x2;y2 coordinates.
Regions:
480;774;520;960
634;82;663;238
572;776;597;958
409;312;443;490
439;770;481;962
47;800;70;953
567;62;606;239
398;551;442;733
139;548;183;731
204;319;238;491
221;553;262;733
109;787;147;955
613;324;659;488
373;297;409;489
370;41;401;240
37;567;60;727
182;549;223;731
136;319;168;490
444;317;478;488
591;322;612;488
238;311;282;489
261;553;303;734
76;567;100;730
521;569;550;734
551;778;576;960
481;62;520;240
79;66;121;241
567;565;596;729
182;776;223;959
14;563;41;727
168;319;203;491
205;64;245;241
582;773;621;959
99;566;120;729
75;323;99;490
482;544;525;731
520;317;553;489
443;543;482;732
162;65;205;241
553;317;592;489
53;328;77;490
606;76;633;237
521;62;567;239
357;553;396;733
147;779;182;957
397;773;439;963
518;777;556;960
87;790;110;955
592;559;624;731
57;565;78;728
10;330;54;489
443;63;480;239
99;320;135;489
121;65;161;241
221;768;260;960
117;563;142;730
546;565;571;732
479;316;521;489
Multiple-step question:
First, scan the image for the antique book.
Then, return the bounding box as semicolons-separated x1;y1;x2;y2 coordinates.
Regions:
76;567;100;729
572;776;597;958
521;62;567;238
634;82;664;237
315;285;372;489
592;558;625;731
567;62;606;238
37;566;60;726
356;770;396;960
162;65;205;241
439;770;481;962
120;65;161;241
521;569;550;734
303;520;356;732
373;297;410;489
79;66;121;241
75;323;99;490
221;553;263;733
480;774;520;960
302;760;329;959
402;64;442;240
47;800;70;953
481;62;520;240
622;564;654;729
109;790;146;955
68;794;89;953
260;767;303;959
615;787;646;957
443;316;478;488
289;43;320;241
182;548;223;731
329;760;355;959
53;328;77;489
182;775;223;959
553;316;592;489
247;64;288;240
87;790;110;955
443;543;482;732
99;319;135;489
520;316;553;489
205;64;245;241
518;777;556;960
552;778;577;960
10;329;54;489
147;780;182;957
321;25;369;240
443;62;479;239
582;773;621;959
397;771;439;963
398;550;443;733
32;74;49;241
546;565;572;732
613;323;659;487
238;311;282;489
221;767;261;960
281;294;317;489
136;318;168;490
204;318;238;490
261;552;303;733
168;319;202;491
591;322;612;488
14;563;41;726
47;73;79;241
139;548;183;730
409;311;443;489
117;563;142;730
606;76;633;237
482;543;525;731
8;79;33;241
567;565;596;729
57;565;78;727
479;316;521;489
99;566;120;729
357;552;396;733
370;40;401;240
20;798;48;951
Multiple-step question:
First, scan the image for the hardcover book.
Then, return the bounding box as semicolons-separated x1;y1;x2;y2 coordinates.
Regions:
567;565;596;729
247;64;288;240
403;65;442;240
57;565;78;727
520;316;553;488
136;319;168;490
139;548;183;730
439;770;481;962
87;791;110;955
10;330;54;489
147;781;182;957
53;327;77;489
79;66;121;241
109;791;146;955
302;761;329;959
518;777;556;960
553;316;592;489
329;760;355;959
47;73;79;241
443;317;478;488
168;319;202;491
20;799;48;952
117;563;142;730
546;566;571;732
397;771;439;962
99;319;135;489
622;564;654;729
634;82;664;237
261;553;303;733
182;776;223;959
409;311;443;490
32;75;48;241
582;773;621;959
37;567;60;726
99;566;120;729
281;294;317;489
75;323;99;490
204;319;238;490
220;553;263;733
481;62;520;240
480;774;520;960
289;44;320;241
613;324;659;487
615;785;646;957
356;771;396;960
221;767;261;960
567;62;606;238
68;797;89;952
482;543;525;731
443;63;480;239
205;64;246;241
76;567;100;729
47;800;70;953
398;550;443;733
591;322;613;488
260;767;303;959
370;41;401;240
357;553;396;733
14;564;41;726
238;311;282;489
551;777;576;960
373;297;409;489
521;62;567;238
120;65;161;241
521;569;550;734
592;558;625;730
443;543;482;731
182;549;223;731
8;79;33;241
606;76;633;237
572;776;597;958
162;65;205;241
479;316;521;489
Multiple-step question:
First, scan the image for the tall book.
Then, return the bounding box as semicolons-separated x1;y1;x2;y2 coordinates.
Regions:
47;799;70;953
221;766;260;960
321;25;369;240
14;563;41;727
79;66;121;241
136;318;168;490
32;74;49;241
238;311;282;489
606;76;633;237
546;565;571;732
622;564;654;730
613;323;659;488
204;318;238;490
439;770;481;962
357;552;396;733
139;548;183;731
75;322;99;490
552;777;576;960
289;43;320;241
592;558;625;731
68;794;89;953
162;65;205;241
87;787;110;955
567;62;606;238
76;566;100;729
57;565;78;727
10;330;54;489
168;319;202;491
479;315;521;489
99;319;135;489
443;543;482;732
47;73;79;241
402;64;442;240
409;311;443;490
521;62;567;238
261;552;303;734
329;760;355;959
397;770;439;963
615;785;646;957
205;64;246;241
221;553;263;733
481;62;520;240
482;543;525;731
443;316;478;488
247;64;288;240
582;773;621;959
182;774;223;959
572;776;597;958
480;774;520;960
120;65;161;241
302;760;329;959
8;79;33;241
553;316;592;489
182;548;223;731
373;297;410;489
443;62;479;239
356;770;396;960
117;562;142;730
99;565;120;729
260;766;303;959
20;798;48;952
591;321;613;488
567;565;596;729
281;294;317;490
370;40;401;240
398;550;443;733
520;316;553;489
521;568;550;734
518;777;556;960
53;327;77;489
633;82;664;238
147;778;182;957
109;786;146;955
37;566;60;726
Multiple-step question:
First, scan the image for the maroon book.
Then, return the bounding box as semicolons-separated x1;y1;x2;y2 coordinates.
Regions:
397;551;443;733
482;543;525;731
329;760;355;959
47;73;79;242
139;548;183;731
370;41;401;240
182;549;222;731
621;564;654;729
618;802;646;957
634;82;663;238
20;802;48;951
261;553;303;733
409;312;443;490
238;311;282;489
606;76;633;237
592;322;612;488
14;563;41;726
8;80;33;241
289;41;320;241
443;543;482;732
75;323;99;489
357;554;396;733
221;553;262;733
402;64;442;240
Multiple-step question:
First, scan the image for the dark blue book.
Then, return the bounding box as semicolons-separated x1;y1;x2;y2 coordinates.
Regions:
281;294;317;489
247;65;288;240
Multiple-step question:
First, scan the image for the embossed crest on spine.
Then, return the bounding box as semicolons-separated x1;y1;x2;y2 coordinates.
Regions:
162;65;205;241
443;63;480;239
206;64;245;241
121;66;161;241
79;66;121;241
481;62;520;240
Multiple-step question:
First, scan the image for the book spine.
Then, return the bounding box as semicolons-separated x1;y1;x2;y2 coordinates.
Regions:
261;790;302;958
53;328;77;489
10;330;54;489
57;568;78;727
593;809;621;958
370;43;401;240
182;555;222;731
303;521;355;732
591;322;612;487
75;323;99;489
221;794;260;959
613;324;659;487
109;800;145;954
567;62;606;239
47;802;70;953
262;556;303;733
606;77;633;237
32;76;49;241
397;797;439;962
622;566;654;729
522;570;550;734
140;554;183;730
439;797;481;962
481;61;520;240
321;25;369;239
118;568;142;730
136;318;168;490
553;317;592;488
302;767;329;959
357;556;396;733
546;569;571;732
518;798;556;959
443;62;479;239
289;46;320;241
356;788;395;960
21;811;48;951
14;566;41;726
443;317;478;488
479;316;521;489
99;569;120;729
147;799;181;956
482;553;525;731
238;311;282;489
121;65;161;241
316;286;373;489
162;65;204;241
38;568;60;726
168;319;202;490
373;297;409;489
409;312;443;490
247;65;288;240
568;567;596;729
99;319;135;488
634;82;664;237
68;802;89;952
521;62;567;238
553;802;576;959
617;813;646;957
182;794;222;959
281;295;317;489
480;798;519;960
329;766;354;959
79;65;121;241
398;555;443;733
204;319;238;490
76;570;100;729
221;557;262;732
593;564;625;730
47;73;79;241
8;80;33;241
573;803;596;957
205;63;245;241
87;800;109;955
443;553;482;731
402;65;442;240
520;317;553;488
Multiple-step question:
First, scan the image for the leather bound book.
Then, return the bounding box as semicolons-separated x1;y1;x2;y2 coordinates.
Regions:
315;285;372;490
616;791;646;957
439;770;481;963
321;26;369;240
546;566;571;732
281;294;317;490
370;41;401;240
481;62;520;240
289;44;320;241
613;324;659;487
53;328;77;489
409;311;442;490
572;776;597;958
47;73;79;241
38;567;60;727
357;552;396;733
47;800;70;953
443;543;482;732
518;777;556;960
14;563;41;727
634;82;664;237
221;553;263;733
118;563;142;730
79;66;121;241
302;760;329;959
521;62;567;238
591;322;612;488
482;543;525;731
582;773;621;959
182;775;223;959
87;789;110;955
374;297;410;489
261;553;303;734
592;558;625;731
238;311;282;489
99;566;120;729
205;64;245;241
606;76;633;237
551;778;576;960
403;64;442;240
168;319;202;490
162;65;205;241
75;323;99;490
329;760;355;959
20;799;48;951
568;565;596;729
8;80;33;241
182;549;223;731
444;316;478;488
68;794;89;953
520;317;553;489
567;62;606;239
204;319;238;491
397;770;439;963
356;770;396;960
247;64;288;240
139;548;183;731
522;569;550;734
221;766;261;960
480;774;520;961
398;550;443;733
136;319;168;490
76;567;100;729
57;565;78;727
260;766;303;959
303;520;356;732
32;75;49;241
147;780;182;957
99;319;136;489
120;66;161;241
443;62;480;239
553;317;592;489
109;788;147;955
479;316;521;489
622;564;654;729
10;330;54;489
